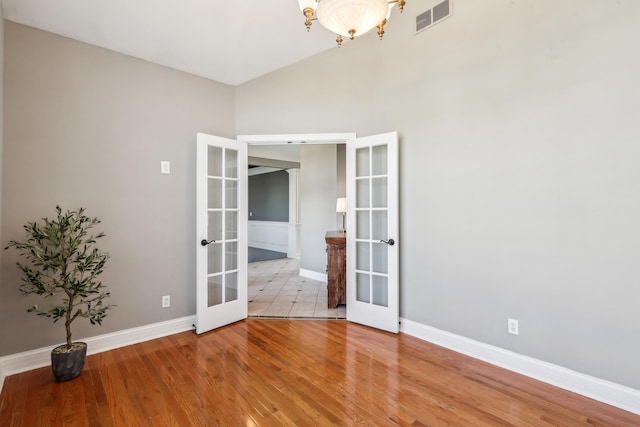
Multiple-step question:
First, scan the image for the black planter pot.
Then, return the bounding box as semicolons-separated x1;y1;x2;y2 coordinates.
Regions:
51;342;87;382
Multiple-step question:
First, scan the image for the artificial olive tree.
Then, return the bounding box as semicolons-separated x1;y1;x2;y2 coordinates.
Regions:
5;206;113;350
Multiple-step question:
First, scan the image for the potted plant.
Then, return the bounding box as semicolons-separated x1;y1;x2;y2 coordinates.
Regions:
5;206;113;382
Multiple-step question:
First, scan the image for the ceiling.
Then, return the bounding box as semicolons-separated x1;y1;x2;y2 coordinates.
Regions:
0;0;339;86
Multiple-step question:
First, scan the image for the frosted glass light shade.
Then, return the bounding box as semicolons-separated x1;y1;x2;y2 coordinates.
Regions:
317;0;388;38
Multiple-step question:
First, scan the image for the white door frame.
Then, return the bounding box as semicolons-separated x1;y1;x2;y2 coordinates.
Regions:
239;133;356;145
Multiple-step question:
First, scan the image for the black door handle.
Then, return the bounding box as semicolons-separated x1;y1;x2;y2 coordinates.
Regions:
380;238;395;246
201;239;215;246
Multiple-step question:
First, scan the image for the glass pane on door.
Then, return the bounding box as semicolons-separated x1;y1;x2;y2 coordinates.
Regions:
207;243;222;274
208;146;223;176
225;242;238;270
356;272;370;303
208;211;223;241
356;179;369;208
356;147;369;177
225;272;238;303
225;149;238;178
356;211;370;239
371;211;387;240
356;242;370;271
372;177;387;208
372;275;388;307
208;179;222;209
371;144;387;175
225;211;238;239
372;243;388;274
208;276;223;307
225;180;238;209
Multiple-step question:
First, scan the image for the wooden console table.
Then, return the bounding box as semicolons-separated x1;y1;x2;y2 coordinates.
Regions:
325;231;346;308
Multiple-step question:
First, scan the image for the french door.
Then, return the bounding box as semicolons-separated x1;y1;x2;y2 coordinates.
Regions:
195;131;397;334
195;133;248;334
346;132;399;333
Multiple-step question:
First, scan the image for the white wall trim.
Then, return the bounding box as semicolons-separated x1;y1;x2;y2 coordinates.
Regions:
287;168;300;259
287;223;300;259
239;132;356;145
400;318;640;416
300;268;327;283
0;315;196;393
248;220;289;253
248;166;283;176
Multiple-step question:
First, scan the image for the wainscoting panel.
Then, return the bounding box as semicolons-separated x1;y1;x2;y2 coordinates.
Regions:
248;220;288;253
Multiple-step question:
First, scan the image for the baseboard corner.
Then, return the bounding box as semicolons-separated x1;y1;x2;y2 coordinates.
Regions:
299;268;327;283
399;317;640;416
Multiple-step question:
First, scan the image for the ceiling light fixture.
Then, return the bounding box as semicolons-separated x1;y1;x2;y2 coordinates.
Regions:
298;0;406;47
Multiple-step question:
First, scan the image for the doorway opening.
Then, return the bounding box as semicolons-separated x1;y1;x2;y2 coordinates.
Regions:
242;134;352;319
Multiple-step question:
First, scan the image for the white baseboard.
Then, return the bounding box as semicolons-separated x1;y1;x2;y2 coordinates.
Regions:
0;315;196;393
299;268;327;283
400;318;640;416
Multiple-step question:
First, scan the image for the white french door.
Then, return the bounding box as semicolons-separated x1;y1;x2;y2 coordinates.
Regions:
196;133;248;334
346;132;399;333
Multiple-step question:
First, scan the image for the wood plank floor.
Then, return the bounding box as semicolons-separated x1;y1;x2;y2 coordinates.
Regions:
1;319;638;426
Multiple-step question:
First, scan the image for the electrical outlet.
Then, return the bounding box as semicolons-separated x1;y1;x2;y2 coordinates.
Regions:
508;318;519;335
162;295;170;308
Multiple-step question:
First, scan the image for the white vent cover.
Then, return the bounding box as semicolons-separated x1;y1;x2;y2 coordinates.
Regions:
416;0;452;33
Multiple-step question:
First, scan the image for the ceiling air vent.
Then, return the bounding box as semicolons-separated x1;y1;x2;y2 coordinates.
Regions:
416;0;452;33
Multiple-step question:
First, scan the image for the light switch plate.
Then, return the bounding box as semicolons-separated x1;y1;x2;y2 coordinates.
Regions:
161;161;170;174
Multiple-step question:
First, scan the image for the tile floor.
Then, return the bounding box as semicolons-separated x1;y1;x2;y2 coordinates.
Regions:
248;257;346;319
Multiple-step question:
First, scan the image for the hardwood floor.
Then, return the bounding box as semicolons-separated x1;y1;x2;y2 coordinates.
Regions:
1;319;638;426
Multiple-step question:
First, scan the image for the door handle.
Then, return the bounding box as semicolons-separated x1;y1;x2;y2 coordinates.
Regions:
200;239;215;246
380;238;395;246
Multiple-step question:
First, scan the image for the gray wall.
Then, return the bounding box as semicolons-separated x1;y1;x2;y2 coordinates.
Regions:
1;22;235;354
248;170;289;221
299;145;337;273
2;0;639;393
236;1;640;389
